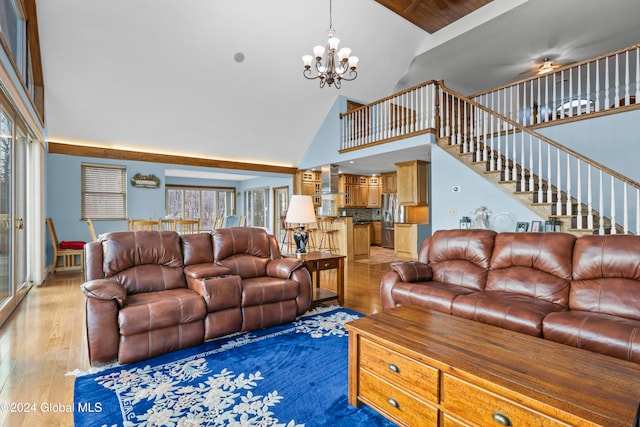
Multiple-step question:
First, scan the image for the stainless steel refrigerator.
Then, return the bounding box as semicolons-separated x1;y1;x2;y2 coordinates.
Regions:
381;193;405;249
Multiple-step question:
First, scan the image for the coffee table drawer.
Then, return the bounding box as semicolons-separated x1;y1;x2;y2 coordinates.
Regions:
360;337;439;403
360;368;439;426
442;375;566;426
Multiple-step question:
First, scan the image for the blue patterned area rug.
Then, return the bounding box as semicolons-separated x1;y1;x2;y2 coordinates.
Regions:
73;306;396;427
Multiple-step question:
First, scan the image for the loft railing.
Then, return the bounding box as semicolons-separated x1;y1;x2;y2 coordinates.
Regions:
339;81;438;151
439;81;640;234
471;43;640;126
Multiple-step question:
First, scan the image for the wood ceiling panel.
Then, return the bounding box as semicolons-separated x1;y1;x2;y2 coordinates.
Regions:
376;0;493;33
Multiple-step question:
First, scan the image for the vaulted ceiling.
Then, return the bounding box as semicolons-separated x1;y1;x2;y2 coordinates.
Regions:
36;0;640;176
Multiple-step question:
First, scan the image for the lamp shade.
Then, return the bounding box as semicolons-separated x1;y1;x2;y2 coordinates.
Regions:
285;195;317;224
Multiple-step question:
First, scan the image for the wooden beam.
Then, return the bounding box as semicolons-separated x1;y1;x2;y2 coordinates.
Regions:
47;142;298;175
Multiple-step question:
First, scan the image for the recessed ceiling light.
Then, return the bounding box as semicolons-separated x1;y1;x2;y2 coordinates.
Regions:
349;160;355;164
234;52;245;63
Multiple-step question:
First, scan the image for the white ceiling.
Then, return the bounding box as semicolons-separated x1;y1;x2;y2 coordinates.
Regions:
36;0;640;179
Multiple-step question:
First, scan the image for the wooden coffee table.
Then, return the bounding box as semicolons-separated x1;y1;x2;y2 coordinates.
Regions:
345;305;640;426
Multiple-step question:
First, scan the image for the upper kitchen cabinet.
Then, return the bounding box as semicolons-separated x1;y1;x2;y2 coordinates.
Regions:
396;160;428;206
294;170;322;206
367;176;381;208
381;171;397;194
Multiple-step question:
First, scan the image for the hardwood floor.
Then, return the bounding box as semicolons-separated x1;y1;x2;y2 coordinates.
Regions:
0;250;394;427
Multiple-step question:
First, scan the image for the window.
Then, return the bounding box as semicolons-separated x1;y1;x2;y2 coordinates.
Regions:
245;187;269;228
81;163;127;220
166;185;235;230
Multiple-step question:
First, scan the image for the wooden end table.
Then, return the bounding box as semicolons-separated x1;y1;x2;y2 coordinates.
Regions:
282;251;345;305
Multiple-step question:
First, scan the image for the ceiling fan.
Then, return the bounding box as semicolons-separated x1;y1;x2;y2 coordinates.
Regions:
536;57;561;75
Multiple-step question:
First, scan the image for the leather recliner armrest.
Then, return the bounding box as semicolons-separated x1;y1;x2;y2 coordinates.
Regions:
184;264;232;279
81;279;127;308
390;261;433;282
266;258;305;279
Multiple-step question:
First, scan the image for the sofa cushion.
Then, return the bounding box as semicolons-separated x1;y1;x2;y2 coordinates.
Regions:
428;229;496;292
101;231;186;294
182;232;214;266
571;234;640;320
241;277;300;306
390;281;477;314
486;232;575;305
452;291;567;336
214;228;272;278
119;288;206;336
543;310;640;363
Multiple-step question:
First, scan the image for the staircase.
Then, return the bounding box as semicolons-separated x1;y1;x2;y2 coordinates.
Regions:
340;43;640;236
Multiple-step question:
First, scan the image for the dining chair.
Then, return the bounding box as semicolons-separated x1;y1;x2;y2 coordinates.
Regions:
86;219;97;241
128;219;159;231
158;218;177;231
223;215;241;228
46;218;84;273
213;217;224;230
175;218;201;234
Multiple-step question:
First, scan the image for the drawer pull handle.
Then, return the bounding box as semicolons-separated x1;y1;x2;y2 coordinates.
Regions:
323;262;331;267
387;398;399;409
492;412;512;426
388;363;400;373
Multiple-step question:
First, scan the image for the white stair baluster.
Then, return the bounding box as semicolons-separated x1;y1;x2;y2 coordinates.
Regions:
565;155;572;217
599;170;605;235
610;176;616;234
576;161;583;230
556;148;562;216
537;139;543;203
587;165;594;230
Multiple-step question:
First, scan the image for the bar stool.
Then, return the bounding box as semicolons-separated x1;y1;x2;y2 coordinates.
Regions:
280;215;297;253
317;216;337;253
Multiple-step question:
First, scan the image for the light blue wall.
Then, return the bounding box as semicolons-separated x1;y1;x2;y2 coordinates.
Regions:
536;109;640;182
430;144;544;232
44;152;292;265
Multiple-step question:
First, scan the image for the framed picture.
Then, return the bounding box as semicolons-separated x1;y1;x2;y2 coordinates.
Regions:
516;222;529;232
531;220;541;232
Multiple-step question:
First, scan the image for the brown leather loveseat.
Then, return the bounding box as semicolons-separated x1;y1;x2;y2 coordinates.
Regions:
82;227;312;365
381;228;640;364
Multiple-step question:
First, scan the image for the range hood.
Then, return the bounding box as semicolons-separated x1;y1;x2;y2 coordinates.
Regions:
320;164;340;195
318;164;342;217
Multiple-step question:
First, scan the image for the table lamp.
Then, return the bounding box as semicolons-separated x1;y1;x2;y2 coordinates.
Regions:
284;195;317;257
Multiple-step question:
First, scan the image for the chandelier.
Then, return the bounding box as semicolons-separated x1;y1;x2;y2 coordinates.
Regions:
302;0;359;89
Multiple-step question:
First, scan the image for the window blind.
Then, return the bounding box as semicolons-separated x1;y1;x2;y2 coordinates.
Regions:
81;163;126;220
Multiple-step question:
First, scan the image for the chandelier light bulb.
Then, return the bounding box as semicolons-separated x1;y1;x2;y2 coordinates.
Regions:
348;56;359;70
302;55;313;68
338;47;351;62
313;45;325;60
328;37;340;51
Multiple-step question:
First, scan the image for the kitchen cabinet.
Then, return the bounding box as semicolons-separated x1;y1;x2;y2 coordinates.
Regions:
372;221;381;246
381;171;397;194
341;174;368;208
395;223;418;259
396;160;428;206
367;177;380;208
353;223;371;260
295;170;322;206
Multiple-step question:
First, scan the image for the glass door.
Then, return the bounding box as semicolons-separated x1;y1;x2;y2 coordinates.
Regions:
15;129;28;291
273;186;289;243
245;187;269;228
0;110;13;309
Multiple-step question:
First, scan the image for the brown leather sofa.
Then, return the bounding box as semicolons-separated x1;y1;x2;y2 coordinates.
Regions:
82;227;312;365
381;229;640;364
